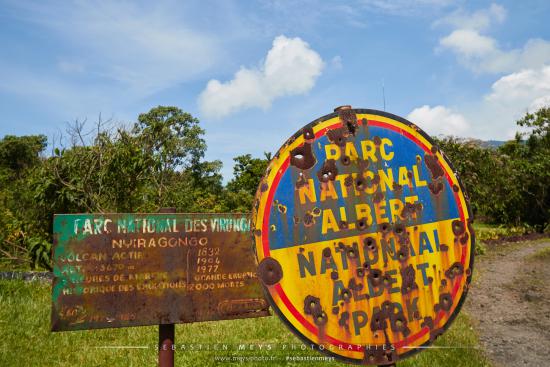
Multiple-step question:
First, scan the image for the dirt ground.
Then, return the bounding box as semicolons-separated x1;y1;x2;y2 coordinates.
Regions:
465;240;550;367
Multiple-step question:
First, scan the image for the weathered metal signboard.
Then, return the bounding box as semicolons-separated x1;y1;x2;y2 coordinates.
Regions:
253;107;474;365
51;213;269;331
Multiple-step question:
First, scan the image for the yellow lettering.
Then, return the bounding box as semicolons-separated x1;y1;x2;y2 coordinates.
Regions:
325;144;340;160
413;165;427;187
298;179;317;204
389;199;404;222
380;138;394;160
321;209;339;234
320;181;339;201
344;142;359;161
378;168;394;192
361;140;377;162
398;166;411;187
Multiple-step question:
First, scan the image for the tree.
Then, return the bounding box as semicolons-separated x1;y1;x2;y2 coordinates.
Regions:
225;153;270;212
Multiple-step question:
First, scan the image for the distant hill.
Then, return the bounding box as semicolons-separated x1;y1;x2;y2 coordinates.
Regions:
481;140;506;148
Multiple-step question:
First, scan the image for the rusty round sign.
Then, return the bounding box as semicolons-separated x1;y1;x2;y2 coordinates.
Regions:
252;107;474;365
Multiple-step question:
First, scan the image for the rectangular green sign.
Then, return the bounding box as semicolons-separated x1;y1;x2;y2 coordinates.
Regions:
51;213;269;331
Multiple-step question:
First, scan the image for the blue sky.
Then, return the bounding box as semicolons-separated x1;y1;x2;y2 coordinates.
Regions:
1;0;549;181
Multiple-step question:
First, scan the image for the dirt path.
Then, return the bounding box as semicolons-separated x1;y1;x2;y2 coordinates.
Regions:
465;240;550;367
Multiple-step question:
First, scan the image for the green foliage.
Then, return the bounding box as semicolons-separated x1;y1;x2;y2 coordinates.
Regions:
224;153;270;212
435;106;550;231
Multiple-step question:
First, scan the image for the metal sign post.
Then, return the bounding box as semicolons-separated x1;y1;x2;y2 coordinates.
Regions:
158;207;176;367
253;106;474;365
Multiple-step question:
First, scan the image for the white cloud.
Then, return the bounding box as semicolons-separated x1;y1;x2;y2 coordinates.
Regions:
407;105;470;136
437;4;550;74
484;65;550;122
434;3;506;31
198;35;324;119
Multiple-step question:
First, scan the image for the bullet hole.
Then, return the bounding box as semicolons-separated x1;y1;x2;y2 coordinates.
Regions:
413;311;421;320
416;155;422;164
401;264;418;294
401;202;423;219
257;257;283;286
331;271;339;280
357;268;365;277
355;178;365;191
277;204;287;214
440;244;449;252
439;293;453;312
407;171;413;179
270;224;276;232
332;306;339;315
339;108;357;136
430;146;438;154
379;222;391;234
303;126;315;141
303;295;321;315
393;223;405;235
369;269;383;287
303;212;314;227
327;128;348;147
421;316;434;330
338;311;349;328
441;279;447;287
397;247;409;262
445;262;464;280
393;183;403;194
341;288;351;302
315;312;328;326
452;220;465;236
344;175;353;187
428;277;433;284
364;237;377;252
311;207;322;217
428;180;444;195
373;192;385;204
317;159;338;182
299;247;305;253
293;216;300;225
373;136;382;146
347;247;357;258
348;278;363;291
341;155;351;166
370;311;387;331
290;144;316;171
460;232;469;245
295;173;307;189
253;229;262;237
322;247;332;258
465;268;472;276
260;182;269;192
356;219;367;231
358;159;370;171
452;184;460;192
339;221;348;230
424;153;444;179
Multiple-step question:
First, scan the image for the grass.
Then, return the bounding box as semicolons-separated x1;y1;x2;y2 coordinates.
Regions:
0;280;490;367
530;246;550;261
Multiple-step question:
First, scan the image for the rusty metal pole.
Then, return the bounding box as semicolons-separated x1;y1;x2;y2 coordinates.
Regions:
158;207;176;367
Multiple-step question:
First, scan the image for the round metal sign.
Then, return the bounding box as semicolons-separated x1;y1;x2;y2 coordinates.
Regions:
253;107;474;365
